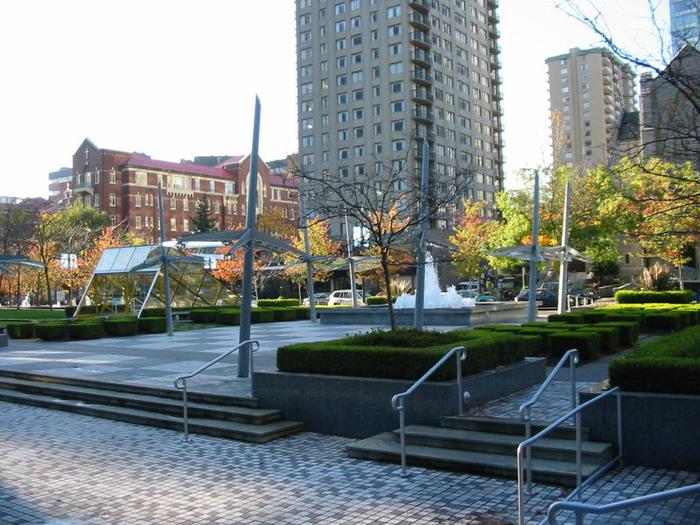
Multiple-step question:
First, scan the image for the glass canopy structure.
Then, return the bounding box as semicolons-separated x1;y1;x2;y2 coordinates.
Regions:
75;245;235;317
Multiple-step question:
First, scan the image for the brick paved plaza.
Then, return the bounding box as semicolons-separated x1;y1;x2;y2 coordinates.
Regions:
1;321;699;524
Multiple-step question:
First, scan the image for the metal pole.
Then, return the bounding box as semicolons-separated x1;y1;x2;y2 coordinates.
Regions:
571;351;577;411
526;407;532;493
239;96;261;377
414;139;430;330
517;445;525;525
157;181;174;337
557;177;571;315
617;390;623;466
527;170;540;322
344;207;358;308
456;352;463;416
398;405;408;477
182;379;189;441
299;196;317;321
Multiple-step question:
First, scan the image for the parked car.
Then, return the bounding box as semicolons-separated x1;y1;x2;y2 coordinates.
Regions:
456;281;479;292
328;290;365;306
302;292;329;306
514;288;558;308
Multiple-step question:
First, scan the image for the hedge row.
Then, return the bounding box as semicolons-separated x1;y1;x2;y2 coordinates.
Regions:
615;290;694;304
366;296;388;305
6;316;166;341
548;305;699;333
257;298;300;308
609;325;700;395
277;329;540;381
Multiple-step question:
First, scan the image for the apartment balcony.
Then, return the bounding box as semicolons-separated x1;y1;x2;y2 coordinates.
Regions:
410;49;432;67
411;87;434;103
413;147;436;160
409;0;430;13
409;30;431;49
409;12;430;31
411;68;432;86
412;108;434;123
414;130;436;142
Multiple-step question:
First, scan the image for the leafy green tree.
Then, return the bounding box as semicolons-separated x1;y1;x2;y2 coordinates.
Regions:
449;200;496;280
191;200;217;233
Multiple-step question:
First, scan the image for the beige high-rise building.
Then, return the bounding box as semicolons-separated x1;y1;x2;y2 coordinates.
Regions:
546;47;636;169
296;0;504;237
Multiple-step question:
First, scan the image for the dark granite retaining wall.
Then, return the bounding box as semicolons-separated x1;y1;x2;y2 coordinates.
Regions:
254;357;546;438
581;390;700;471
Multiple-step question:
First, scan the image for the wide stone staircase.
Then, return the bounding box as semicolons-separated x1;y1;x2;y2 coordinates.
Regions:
0;370;302;443
346;414;613;487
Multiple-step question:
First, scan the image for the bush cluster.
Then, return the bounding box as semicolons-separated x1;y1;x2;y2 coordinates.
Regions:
615;290;693;304
366;296;388;306
6;322;35;339
67;321;105;340
257;298;300;308
137;317;167;334
609;325;700;395
104;317;138;336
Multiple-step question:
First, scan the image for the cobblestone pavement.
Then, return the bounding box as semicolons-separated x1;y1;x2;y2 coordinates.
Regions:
2;402;699;525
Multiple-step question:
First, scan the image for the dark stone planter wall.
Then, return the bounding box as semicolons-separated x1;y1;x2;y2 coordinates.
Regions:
253;358;546;438
581;390;700;472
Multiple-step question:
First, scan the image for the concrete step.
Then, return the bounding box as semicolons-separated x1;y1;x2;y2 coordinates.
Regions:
346;432;602;487
0;376;280;424
442;415;591;441
0;388;303;443
396;425;612;464
0;369;258;407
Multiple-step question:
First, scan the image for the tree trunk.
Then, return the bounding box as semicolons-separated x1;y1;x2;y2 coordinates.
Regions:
43;264;53;310
298;283;303;303
15;270;20;310
380;255;396;331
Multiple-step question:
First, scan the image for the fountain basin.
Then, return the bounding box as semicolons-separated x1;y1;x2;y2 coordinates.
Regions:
316;302;527;326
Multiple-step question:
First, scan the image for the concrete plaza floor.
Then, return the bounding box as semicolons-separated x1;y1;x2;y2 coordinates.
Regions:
0;320;699;524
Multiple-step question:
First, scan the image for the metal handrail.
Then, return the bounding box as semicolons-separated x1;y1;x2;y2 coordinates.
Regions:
517;387;623;525
173;339;260;441
547;482;700;524
391;345;467;477
518;348;579;494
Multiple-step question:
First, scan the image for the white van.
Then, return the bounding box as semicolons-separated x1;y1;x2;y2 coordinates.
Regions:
328;290;365;306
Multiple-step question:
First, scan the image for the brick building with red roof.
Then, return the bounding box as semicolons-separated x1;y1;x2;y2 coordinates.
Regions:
68;139;298;242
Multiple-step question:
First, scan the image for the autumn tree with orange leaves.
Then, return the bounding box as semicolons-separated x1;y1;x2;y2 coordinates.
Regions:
449;200;497;280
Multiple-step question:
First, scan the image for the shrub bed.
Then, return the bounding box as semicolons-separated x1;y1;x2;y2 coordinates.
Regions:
138;317;166;334
642;312;684;332
34;322;68;341
67;322;105;340
366;296;388;305
577;326;619;354
251;309;275;323
104;317;138;336
6;322;35;339
294;306;311;320
615;290;693;304
267;308;298;322
216;309;241;325
257;298;300;308
549;331;600;361
277;329;536;381
597;321;639;346
609;325;700;394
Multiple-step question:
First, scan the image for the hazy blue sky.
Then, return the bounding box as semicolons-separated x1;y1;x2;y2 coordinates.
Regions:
0;0;668;198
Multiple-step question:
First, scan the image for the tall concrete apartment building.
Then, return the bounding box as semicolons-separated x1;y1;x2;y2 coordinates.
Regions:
296;0;504;236
670;0;699;52
546;48;636;169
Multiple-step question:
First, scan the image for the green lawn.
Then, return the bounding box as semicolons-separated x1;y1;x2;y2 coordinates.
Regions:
0;308;66;321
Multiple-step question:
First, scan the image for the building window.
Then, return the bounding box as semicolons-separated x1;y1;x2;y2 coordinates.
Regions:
170;198;177;211
210;180;215;192
170;218;177;231
135;216;142;229
387;5;401;17
135;193;142;207
109;170;116;184
94;194;100;208
109;193;116;207
183;218;190;232
183;198;189;211
110;215;116;226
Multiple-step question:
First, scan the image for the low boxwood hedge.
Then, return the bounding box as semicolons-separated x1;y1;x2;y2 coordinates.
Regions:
104;317;138;336
267;308;298;322
642;312;684;332
609;325;700;394
6;322;35;339
366;296;388;305
34;322;68;341
67;322;105;340
473;324;523;333
577;326;619;354
251;309;275;323
257;298;300;308
549;331;600;361
138;317;166;334
277;329;535;381
615;290;693;304
293;306;311;320
216;309;241;325
189;308;219;324
597;321;639;346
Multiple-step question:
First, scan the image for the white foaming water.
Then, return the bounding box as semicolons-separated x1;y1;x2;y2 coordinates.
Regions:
394;252;475;309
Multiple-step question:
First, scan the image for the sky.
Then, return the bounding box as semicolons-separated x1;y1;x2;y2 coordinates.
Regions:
0;0;669;198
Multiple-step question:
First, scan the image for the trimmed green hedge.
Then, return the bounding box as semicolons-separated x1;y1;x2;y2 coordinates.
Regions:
267;308;298;322
138;317;166;333
615;290;693;304
578;326;619;354
293;306;311;320
257;298;300;308
609;325;700;394
216;309;241;325
642;312;684;332
104;317;138;336
597;321;639;346
189;308;219;324
34;322;68;341
6;322;35;339
251;309;275;323
549;331;600;361
277;329;535;381
67;322;105;340
366;296;388;305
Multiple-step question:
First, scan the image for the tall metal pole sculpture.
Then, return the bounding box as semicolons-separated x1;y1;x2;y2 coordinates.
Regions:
299;195;317;321
414;139;430;330
239;97;261;377
157;181;175;337
528;170;541;322
557;176;571;315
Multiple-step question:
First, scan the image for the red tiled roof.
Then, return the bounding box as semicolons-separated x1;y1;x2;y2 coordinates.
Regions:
269;174;299;187
124;155;232;179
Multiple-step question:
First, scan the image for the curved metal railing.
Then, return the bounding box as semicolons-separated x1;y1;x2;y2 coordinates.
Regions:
518;348;579;493
391;345;468;477
174;339;260;441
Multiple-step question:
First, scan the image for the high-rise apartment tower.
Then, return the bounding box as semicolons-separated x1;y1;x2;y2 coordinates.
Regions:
546;47;636;169
670;0;699;53
296;0;504;236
